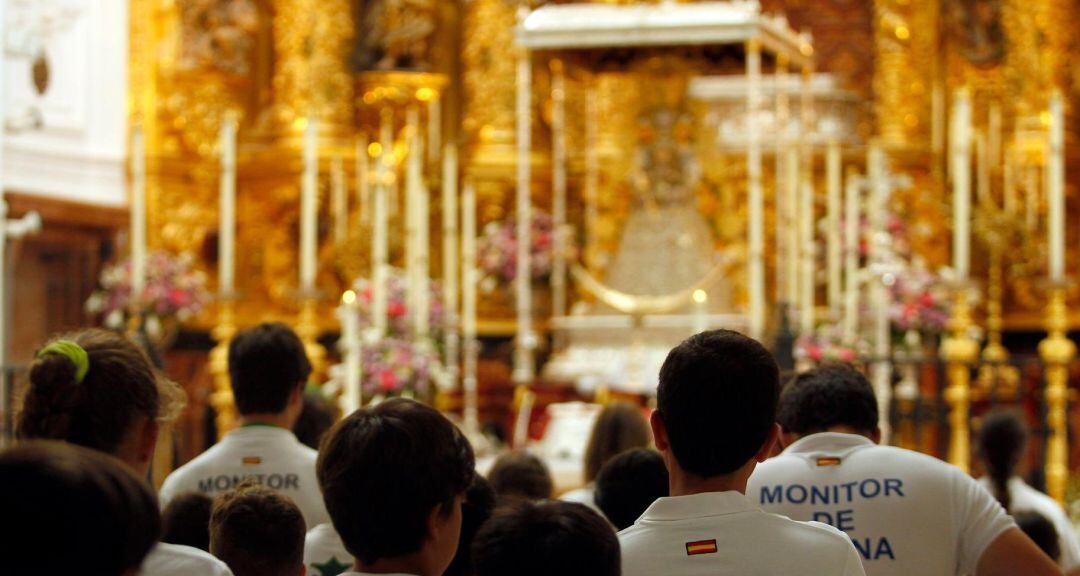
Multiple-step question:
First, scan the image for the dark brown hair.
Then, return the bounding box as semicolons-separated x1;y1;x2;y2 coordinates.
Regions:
1;440;161;575
229;323;312;415
17;329;185;454
977;410;1028;512
162;492;214;552
584;401;652;483
487;450;553;504
210;482;306;576
318;398;475;566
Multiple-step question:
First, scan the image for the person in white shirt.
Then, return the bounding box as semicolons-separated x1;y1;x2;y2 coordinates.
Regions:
473;501;620;576
16;331;232;576
160;323;330;529
561;401;652;512
317;398;475;576
977;410;1080;575
748;363;1061;576
2;441;160;575
619;330;866;576
209;483;306;576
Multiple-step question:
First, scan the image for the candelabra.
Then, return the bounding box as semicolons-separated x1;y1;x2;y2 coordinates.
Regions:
974;206;1022;398
209;297;238;439
1039;284;1074;503
942;286;979;473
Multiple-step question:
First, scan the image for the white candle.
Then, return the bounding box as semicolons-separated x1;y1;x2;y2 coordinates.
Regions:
357;136;371;225
843;170;861;342
372;145;389;338
551;62;568;318
131;124;147;297
461;180;479;432
340;295;362;414
746;39;764;340
951;90;972;281
332;155;347;245
826;139;842;315
416;139;430;340
785;146;800;307
513;47;534;382
692;289;708;334
1049;90;1065;282
405;108;422;337
799;179;815;334
218;116;237;295
774;56;790;305
381;110;398;219
300;117;319;293
442;144;460;383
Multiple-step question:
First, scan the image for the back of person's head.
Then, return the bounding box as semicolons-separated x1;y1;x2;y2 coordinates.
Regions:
318;398;475;570
472;501;620;576
487;450;553;504
656;329;779;477
584;401;652;483
1014;511;1060;562
17;330;185;461
229;323;311;415
0;441;160;575
595;448;669;530
444;475;498;576
161;492;214;552
977;410;1028;511
209;482;306;576
293;391;336;449
777;363;878;437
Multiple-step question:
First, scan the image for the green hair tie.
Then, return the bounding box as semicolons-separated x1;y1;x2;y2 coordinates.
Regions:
37;340;90;384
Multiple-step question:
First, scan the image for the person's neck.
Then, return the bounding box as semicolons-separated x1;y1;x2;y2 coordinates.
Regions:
824;425;872;438
668;462;753;497
238;412;293;429
355;554;428;576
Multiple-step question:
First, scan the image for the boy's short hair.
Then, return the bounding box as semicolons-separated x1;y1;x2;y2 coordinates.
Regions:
594;448;669;530
1;441;160;575
229;323;312;415
162;492;214;551
657;330;779;477
317;398;475;566
209;482;306;576
1014;511;1060;562
444;475;498;576
777;363;878;436
487;451;553;504
472;501;620;576
293;392;336;449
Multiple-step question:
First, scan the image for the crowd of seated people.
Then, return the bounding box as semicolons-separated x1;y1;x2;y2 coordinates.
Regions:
2;324;1074;576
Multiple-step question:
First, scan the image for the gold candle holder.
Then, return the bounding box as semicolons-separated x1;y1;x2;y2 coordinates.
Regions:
1038;285;1074;503
209;298;238;439
942;286;979;473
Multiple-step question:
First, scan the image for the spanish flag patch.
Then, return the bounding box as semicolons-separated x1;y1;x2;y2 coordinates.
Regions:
242;456;262;466
816;457;842;467
685;539;718;556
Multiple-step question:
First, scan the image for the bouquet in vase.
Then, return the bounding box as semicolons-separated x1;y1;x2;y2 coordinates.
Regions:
85;251;209;340
350;267;445;340
889;260;951;335
795;323;859;364
478;210;555;292
361;338;441;399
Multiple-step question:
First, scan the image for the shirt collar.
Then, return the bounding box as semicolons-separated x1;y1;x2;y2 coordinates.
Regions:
781;432;876;456
225;425;298;441
640;491;757;522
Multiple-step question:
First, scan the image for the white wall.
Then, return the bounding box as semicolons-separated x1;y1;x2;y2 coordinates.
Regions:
3;0;128;207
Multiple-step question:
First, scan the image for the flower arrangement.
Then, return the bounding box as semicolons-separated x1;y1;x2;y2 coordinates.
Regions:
360;338;439;399
477;210;555;292
85;251;209;338
889;260;951;333
795;324;859;364
350;268;445;339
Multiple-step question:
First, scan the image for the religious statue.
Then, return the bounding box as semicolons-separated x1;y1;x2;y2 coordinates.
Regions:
602;107;720;298
946;0;1004;67
178;0;260;75
354;0;437;71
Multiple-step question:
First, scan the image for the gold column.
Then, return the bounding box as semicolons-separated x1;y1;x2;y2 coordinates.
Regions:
942;288;979;472
209;300;238;438
1039;286;1074;503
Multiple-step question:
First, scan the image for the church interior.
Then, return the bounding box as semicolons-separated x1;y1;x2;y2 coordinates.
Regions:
3;0;1080;568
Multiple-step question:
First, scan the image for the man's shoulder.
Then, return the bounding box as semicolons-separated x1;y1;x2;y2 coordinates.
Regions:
161;445;227;490
142;542;233;576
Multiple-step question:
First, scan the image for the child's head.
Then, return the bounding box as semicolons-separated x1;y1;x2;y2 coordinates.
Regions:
443;475;498;576
209;482;306;576
17;329;185;474
584;402;651;483
487;451;553;504
318;398;475;575
229;323;311;421
161;492;214;551
1;441;161;575
595;448;669;530
293;392;336;449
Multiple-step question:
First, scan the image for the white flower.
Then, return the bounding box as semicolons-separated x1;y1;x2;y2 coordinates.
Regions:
105;310;124;329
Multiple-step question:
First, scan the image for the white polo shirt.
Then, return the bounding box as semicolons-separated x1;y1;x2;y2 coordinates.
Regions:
305;523;354;576
159;424;330;529
619;491;866;576
748;432;1016;576
141;542;233;576
977;476;1080;571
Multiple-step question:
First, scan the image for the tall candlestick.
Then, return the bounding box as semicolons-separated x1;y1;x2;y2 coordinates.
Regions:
381;110;398;218
339;294;362;414
746;39;764;339
332;155;347;245
799;179;815;334
843;169;861;342
357;136;371;225
416;138;430;340
1048;90;1065;282
785;146;800;308
461;180;479;432
218;116;237;295
372;145;389;338
692;289;708;335
513;43;535;383
826;139;842;315
131;124;147;297
442;145;460;380
551;60;569;319
405;107;422;336
951;90;971;281
300;117;319;293
774;54;790;305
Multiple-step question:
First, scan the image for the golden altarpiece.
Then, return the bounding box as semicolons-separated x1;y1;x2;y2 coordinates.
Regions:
129;1;1080;498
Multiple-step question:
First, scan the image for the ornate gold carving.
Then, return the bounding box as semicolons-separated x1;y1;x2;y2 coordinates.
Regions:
1040;287;1075;503
461;0;517;154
